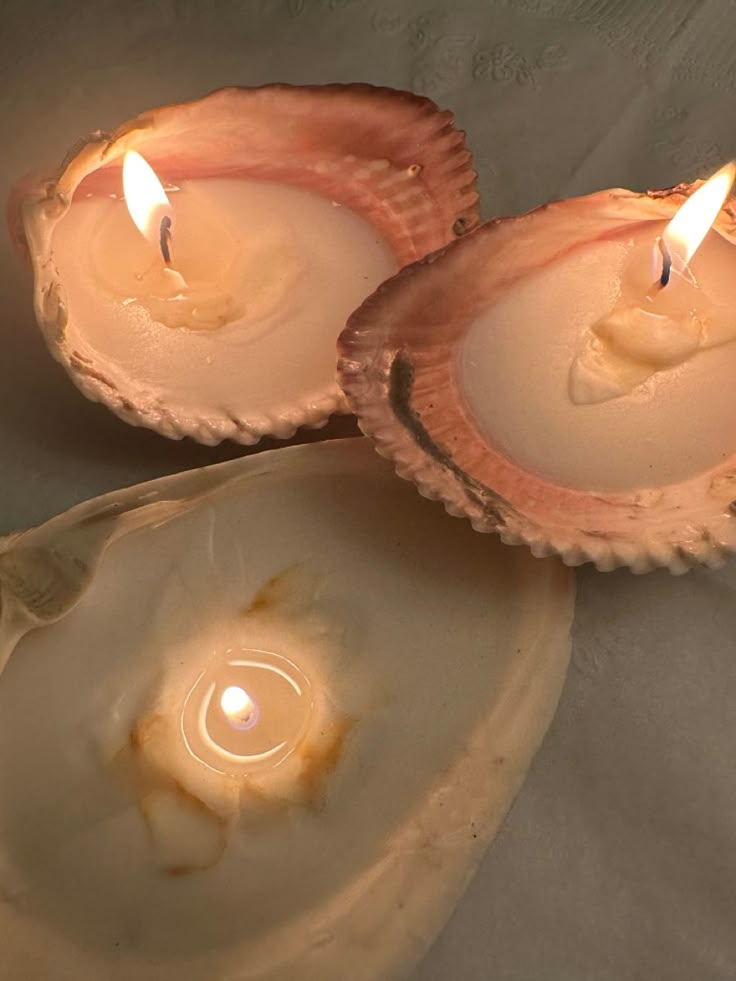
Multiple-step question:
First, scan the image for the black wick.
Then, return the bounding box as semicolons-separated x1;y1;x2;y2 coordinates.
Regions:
159;215;173;265
658;236;672;287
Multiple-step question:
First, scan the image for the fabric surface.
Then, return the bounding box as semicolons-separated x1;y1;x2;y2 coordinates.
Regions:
2;1;736;978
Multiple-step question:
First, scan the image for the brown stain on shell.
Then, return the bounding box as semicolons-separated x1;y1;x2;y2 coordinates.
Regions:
238;778;294;821
243;565;301;616
118;714;229;876
241;567;354;809
297;714;354;808
112;566;350;871
139;782;230;878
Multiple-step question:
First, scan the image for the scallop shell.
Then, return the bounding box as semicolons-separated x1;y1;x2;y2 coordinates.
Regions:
8;84;479;446
338;183;736;575
0;438;572;981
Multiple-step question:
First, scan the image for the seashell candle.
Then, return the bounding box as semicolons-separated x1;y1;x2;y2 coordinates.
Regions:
339;168;736;574
0;438;573;981
8;85;479;445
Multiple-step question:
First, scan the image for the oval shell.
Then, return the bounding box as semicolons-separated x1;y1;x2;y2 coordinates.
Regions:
0;438;572;981
8;85;479;446
338;183;736;574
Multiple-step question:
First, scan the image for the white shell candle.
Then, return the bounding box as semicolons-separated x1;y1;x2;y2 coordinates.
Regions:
9;85;479;445
339;174;736;573
0;439;573;981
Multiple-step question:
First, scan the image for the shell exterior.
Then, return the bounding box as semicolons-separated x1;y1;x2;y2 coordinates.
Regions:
338;183;736;575
8;84;479;445
0;438;573;981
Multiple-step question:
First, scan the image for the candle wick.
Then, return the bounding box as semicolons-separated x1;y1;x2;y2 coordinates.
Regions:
658;237;672;288
159;215;173;265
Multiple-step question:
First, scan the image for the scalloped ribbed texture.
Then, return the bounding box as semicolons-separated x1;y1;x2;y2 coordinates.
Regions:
338;183;736;574
10;84;479;445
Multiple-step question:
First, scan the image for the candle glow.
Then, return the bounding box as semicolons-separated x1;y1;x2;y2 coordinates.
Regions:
180;651;315;776
221;685;259;731
122;150;173;256
660;162;736;273
567;161;736;407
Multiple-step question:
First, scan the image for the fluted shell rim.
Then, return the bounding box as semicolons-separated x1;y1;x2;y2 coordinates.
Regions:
338;182;736;574
9;83;480;446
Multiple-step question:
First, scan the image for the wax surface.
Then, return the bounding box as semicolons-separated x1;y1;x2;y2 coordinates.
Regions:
0;440;573;981
181;649;315;775
52;179;396;419
459;228;736;492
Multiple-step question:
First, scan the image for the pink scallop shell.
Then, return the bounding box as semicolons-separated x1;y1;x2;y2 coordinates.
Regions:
8;84;479;446
338;182;736;574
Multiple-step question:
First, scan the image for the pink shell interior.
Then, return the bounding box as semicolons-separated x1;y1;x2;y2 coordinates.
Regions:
7;84;479;446
10;84;479;271
338;184;736;573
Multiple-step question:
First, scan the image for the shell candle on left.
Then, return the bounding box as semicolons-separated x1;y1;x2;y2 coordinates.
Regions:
8;85;479;445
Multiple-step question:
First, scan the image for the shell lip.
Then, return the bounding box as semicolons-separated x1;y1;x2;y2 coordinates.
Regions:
10;83;480;447
338;183;736;575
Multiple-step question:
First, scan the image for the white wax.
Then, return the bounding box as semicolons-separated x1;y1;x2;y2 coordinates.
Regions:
459;228;736;492
181;649;314;776
52;179;396;423
0;441;573;981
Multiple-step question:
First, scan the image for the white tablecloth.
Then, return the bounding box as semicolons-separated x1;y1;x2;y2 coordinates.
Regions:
3;1;736;978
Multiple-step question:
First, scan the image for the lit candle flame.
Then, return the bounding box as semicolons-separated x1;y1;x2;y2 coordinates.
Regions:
661;162;736;273
221;685;258;731
122;150;172;258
